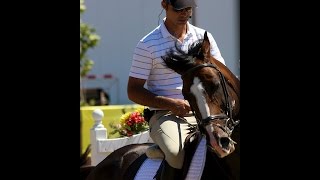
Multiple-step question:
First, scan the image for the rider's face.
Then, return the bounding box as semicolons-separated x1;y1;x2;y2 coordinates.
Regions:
166;4;193;25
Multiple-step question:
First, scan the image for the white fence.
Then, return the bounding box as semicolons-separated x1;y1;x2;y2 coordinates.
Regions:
90;109;153;166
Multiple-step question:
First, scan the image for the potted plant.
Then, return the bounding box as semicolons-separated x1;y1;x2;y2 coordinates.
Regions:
110;107;149;137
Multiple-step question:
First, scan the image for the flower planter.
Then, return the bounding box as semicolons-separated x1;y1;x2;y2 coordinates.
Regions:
90;108;153;165
98;130;151;153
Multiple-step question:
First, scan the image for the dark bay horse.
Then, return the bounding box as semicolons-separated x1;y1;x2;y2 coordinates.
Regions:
86;31;240;180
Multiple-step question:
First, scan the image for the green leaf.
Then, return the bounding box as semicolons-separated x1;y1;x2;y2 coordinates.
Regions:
80;0;100;78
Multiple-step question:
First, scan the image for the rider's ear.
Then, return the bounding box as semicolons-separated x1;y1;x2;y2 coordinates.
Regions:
161;0;168;10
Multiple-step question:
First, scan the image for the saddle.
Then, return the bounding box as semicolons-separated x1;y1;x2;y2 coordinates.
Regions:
129;134;206;180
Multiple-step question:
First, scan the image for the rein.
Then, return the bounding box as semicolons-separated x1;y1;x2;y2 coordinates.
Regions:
181;63;239;131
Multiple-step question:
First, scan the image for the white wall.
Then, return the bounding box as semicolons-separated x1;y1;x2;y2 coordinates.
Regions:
194;0;240;77
81;0;239;105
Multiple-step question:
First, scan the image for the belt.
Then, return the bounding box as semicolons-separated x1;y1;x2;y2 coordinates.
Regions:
147;110;194;120
150;110;166;113
144;109;167;123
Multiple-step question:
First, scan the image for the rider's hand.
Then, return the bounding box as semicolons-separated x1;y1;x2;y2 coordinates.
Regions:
170;99;191;117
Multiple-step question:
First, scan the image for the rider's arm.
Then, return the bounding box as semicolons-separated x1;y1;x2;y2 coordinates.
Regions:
127;77;190;117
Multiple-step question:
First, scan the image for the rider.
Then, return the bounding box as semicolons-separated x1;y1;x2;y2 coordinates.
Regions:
127;0;225;179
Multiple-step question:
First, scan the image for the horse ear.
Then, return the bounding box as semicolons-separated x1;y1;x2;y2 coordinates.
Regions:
202;31;211;63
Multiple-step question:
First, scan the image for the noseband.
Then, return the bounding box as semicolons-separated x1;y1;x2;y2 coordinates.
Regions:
181;63;239;132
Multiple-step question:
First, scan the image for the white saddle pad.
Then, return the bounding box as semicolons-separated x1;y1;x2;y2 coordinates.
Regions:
134;136;207;180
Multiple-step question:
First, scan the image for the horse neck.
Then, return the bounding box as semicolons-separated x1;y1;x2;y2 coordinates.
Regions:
212;58;240;98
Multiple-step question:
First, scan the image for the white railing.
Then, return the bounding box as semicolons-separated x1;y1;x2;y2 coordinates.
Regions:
90;109;153;166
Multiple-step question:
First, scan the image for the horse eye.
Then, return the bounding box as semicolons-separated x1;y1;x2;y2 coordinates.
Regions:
204;83;217;95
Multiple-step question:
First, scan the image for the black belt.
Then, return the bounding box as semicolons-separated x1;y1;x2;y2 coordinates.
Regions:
143;109;167;123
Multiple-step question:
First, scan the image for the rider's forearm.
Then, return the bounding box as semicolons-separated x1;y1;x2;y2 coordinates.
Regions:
127;86;176;110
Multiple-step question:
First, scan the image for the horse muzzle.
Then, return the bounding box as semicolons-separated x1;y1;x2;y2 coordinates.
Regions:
205;124;236;158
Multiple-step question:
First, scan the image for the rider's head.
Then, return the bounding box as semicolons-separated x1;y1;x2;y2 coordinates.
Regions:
162;0;197;11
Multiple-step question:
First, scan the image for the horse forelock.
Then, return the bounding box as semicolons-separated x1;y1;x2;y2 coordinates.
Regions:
162;52;192;74
187;39;205;60
162;39;206;73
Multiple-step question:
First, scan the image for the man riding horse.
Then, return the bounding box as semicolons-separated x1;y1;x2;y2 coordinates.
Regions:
127;0;227;179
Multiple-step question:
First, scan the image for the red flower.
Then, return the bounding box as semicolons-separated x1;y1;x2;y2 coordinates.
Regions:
110;108;149;137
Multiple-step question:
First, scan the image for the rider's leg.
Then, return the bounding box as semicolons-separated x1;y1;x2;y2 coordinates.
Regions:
149;111;197;179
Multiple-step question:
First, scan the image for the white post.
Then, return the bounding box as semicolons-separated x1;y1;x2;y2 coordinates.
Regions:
90;109;108;166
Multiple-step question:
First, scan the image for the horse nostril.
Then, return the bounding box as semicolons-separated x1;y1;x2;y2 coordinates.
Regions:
220;137;230;148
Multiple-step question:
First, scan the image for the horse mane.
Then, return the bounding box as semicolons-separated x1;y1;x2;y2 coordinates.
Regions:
161;40;204;74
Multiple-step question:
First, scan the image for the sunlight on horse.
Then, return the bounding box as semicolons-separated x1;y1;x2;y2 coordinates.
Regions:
86;31;240;180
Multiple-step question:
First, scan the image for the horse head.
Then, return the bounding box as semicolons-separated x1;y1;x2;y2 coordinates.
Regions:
162;31;240;158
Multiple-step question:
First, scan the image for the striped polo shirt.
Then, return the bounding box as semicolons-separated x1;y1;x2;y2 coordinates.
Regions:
129;19;225;106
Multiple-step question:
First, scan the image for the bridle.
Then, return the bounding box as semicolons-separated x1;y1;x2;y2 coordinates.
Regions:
181;63;239;134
